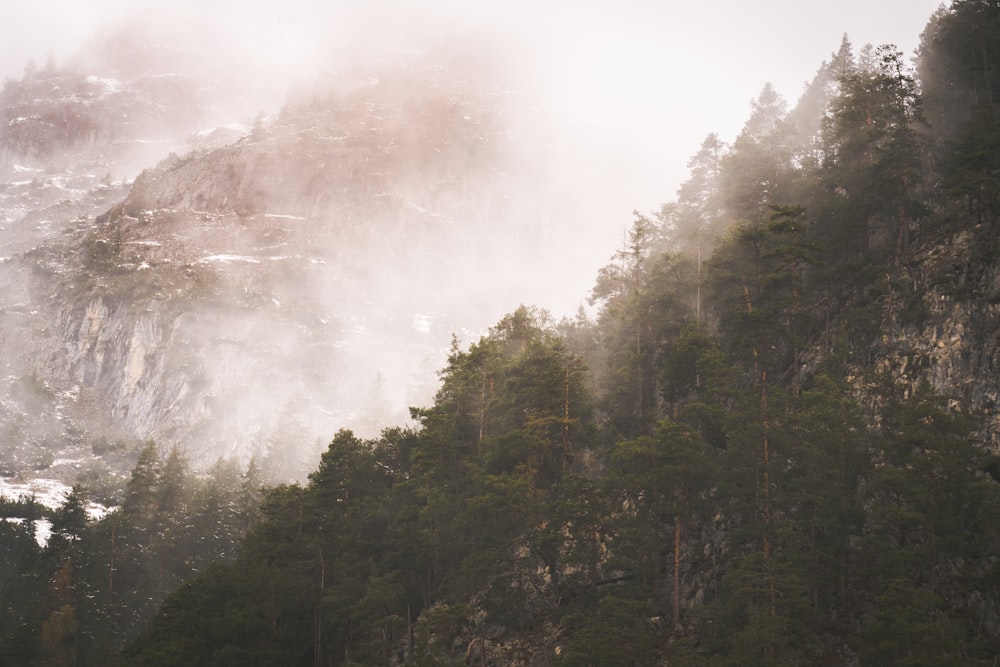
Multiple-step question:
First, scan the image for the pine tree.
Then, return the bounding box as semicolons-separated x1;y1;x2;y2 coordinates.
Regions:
919;0;1000;238
669;133;730;313
48;485;89;557
821;43;927;261
591;214;691;436
609;418;712;626
39;561;78;667
721;83;793;220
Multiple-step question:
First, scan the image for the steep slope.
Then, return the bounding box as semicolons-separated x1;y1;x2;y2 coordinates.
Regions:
0;36;230;480
2;54;583;483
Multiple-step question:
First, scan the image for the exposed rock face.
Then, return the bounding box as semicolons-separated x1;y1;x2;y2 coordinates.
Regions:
857;225;1000;452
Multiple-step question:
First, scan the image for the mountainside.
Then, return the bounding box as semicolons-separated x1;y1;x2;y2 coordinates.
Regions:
0;36;211;480
1;40;582;485
4;2;1000;666
119;3;1000;665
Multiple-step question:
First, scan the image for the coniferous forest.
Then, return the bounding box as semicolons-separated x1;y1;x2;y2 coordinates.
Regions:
5;1;1000;664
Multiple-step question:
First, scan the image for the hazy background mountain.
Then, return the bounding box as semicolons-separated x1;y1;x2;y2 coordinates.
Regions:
0;28;601;483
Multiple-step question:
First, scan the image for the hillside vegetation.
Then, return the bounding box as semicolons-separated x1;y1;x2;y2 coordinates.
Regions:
3;2;1000;665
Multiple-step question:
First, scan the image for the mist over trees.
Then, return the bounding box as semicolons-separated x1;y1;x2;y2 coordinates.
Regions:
3;1;1000;665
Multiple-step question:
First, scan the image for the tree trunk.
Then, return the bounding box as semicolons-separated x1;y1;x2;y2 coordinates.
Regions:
108;518;116;604
761;371;775;619
563;362;572;466
673;514;682;627
479;370;488;443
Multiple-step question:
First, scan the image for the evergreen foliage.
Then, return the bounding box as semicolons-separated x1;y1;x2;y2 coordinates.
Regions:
0;449;263;663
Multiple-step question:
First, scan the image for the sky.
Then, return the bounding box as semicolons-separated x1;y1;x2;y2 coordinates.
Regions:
0;0;946;295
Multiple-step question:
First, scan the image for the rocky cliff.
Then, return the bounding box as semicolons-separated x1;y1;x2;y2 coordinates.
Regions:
847;221;1000;453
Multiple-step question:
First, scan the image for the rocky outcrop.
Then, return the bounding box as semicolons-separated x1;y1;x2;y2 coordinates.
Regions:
858;225;1000;451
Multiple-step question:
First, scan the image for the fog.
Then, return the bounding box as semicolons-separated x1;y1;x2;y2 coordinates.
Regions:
0;1;945;477
2;0;942;267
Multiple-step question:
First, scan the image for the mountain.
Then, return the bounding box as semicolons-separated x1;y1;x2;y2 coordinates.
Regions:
5;2;1000;665
0;32;216;480
0;34;588;487
120;3;1000;665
